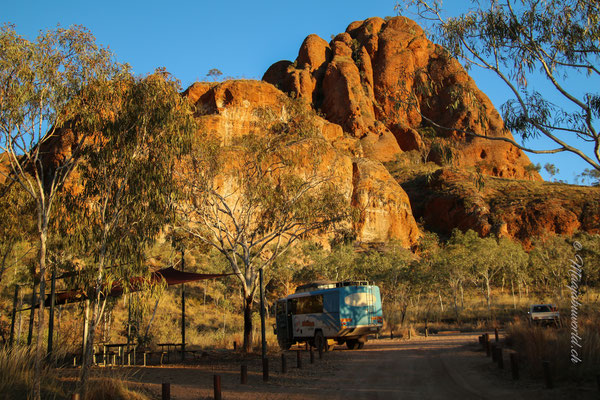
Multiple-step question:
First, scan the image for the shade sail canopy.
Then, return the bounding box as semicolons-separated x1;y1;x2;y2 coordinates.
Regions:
38;267;233;308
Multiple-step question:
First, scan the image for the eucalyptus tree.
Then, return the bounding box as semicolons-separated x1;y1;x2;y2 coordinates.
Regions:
176;100;350;352
0;24;123;399
65;70;195;391
399;0;600;172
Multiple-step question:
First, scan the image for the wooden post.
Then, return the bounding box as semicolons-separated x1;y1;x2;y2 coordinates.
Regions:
161;382;170;400
491;343;497;362
485;334;490;357
510;353;519;380
143;352;147;367
543;361;553;389
318;345;323;359
27;280;37;345
262;358;269;382
390;328;394;340
181;249;186;363
213;375;222;400
309;348;314;364
494;327;499;343
408;329;411;340
241;365;248;384
9;285;19;347
496;347;503;369
281;354;287;374
296;350;302;369
233;341;237;351
47;270;56;357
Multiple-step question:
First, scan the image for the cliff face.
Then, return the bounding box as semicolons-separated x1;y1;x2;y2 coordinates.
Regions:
183;80;421;247
263;16;538;180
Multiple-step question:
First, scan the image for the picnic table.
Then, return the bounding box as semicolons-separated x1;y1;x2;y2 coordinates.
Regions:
157;343;185;363
101;343;129;365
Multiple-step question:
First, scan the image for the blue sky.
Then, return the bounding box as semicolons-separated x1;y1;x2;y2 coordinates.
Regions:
3;0;595;183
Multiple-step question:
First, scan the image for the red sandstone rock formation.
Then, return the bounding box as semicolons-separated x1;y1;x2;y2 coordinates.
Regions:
263;16;538;180
183;80;421;247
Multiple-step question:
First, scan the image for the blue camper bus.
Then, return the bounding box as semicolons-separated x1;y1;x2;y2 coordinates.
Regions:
274;281;383;351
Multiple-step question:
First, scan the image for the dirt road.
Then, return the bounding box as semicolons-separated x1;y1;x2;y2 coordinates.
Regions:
128;333;597;399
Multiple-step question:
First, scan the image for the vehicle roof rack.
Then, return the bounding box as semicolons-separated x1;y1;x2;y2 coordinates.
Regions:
295;280;370;293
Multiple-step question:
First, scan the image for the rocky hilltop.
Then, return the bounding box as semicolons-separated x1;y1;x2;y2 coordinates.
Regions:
263;16;536;180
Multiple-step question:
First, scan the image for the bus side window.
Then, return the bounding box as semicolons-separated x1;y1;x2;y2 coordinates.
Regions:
288;299;297;314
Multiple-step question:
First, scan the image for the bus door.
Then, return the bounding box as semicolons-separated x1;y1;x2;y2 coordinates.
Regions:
367;286;375;325
275;300;291;343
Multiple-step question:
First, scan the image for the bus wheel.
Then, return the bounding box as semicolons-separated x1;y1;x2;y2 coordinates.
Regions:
278;340;291;351
357;336;367;349
346;339;359;350
314;331;325;353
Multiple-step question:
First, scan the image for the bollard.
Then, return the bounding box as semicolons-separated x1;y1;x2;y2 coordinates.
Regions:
485;334;490;357
318;345;323;360
510;353;519;380
296;350;302;369
143;352;147;367
408;329;411;340
241;365;247;384
73;356;77;367
496;347;504;369
281;354;287;374
309;348;314;364
391;330;394;340
161;382;170;400
491;343;497;362
494;327;499;343
213;375;222;400
233;341;237;351
425;328;429;338
262;358;269;382
71;394;80;400
543;361;553;389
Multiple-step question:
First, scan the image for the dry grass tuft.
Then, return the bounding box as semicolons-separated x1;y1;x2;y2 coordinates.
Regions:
506;313;600;381
0;346;63;399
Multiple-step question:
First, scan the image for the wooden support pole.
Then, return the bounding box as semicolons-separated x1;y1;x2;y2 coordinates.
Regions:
281;354;287;374
296;350;302;369
543;361;553;389
47;271;56;357
262;358;269;382
241;365;248;384
510;353;519;380
161;382;170;400
9;285;19;347
259;268;267;361
213;375;222;400
181;249;186;363
27;280;37;346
